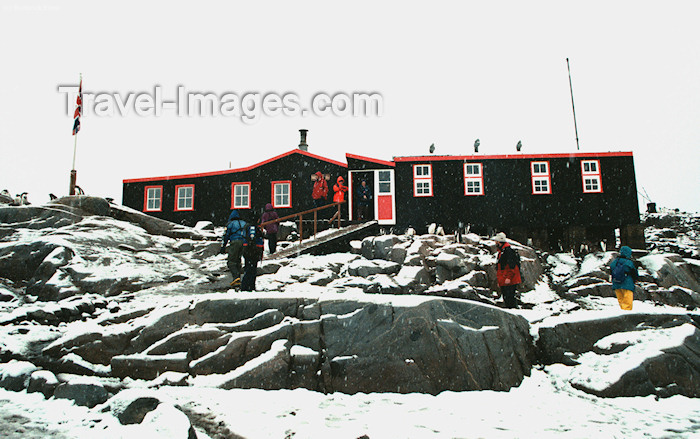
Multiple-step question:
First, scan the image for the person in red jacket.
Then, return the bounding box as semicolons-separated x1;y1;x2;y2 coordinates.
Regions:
329;176;348;226
493;232;522;309
311;171;328;208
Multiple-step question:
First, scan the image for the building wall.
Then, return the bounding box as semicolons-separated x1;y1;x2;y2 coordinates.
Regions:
393;153;640;247
123;150;643;249
122;151;347;226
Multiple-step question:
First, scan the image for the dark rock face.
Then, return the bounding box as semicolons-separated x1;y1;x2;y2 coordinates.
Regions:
640;254;700;294
538;313;700;398
0;240;61;283
53;379;110;407
50;196;111;217
320;299;534;393
0;360;39;391
40;296;535;395
108;392;162;425
27;370;59;398
0;205;81;233
111;353;190;380
537;313;693;364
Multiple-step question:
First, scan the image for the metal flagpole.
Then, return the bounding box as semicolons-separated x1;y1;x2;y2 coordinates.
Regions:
566;58;580;151
69;73;81;195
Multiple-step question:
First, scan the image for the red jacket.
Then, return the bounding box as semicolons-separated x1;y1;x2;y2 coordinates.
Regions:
496;242;522;287
333;176;348;203
312;172;328;200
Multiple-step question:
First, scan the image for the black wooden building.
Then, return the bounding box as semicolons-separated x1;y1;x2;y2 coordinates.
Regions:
122;148;347;226
389;152;643;250
122;134;644;250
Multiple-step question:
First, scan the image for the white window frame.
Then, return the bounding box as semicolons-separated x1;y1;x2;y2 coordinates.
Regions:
144;186;162;212
463;163;484;196
231;182;251;209
531;161;551;195
175;184;194;211
272;181;291;208
581;160;603;193
413;164;433;197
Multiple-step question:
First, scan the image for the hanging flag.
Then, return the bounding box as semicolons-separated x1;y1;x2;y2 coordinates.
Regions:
72;79;82;135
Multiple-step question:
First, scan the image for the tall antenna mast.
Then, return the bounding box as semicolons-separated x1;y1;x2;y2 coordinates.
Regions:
566;58;580;151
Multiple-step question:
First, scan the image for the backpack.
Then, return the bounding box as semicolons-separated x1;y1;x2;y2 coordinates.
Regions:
499;246;520;269
510;248;521;268
611;259;627;283
243;225;263;260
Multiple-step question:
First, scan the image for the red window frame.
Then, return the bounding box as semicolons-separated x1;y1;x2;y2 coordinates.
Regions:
463;163;484;196
413;164;433;197
271;180;292;208
581;160;603;193
174;184;195;211
231;182;252;209
531;161;551;195
143;185;163;212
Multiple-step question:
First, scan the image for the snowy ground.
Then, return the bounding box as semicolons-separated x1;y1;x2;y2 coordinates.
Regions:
0;283;699;438
1;365;698;438
1;206;699;438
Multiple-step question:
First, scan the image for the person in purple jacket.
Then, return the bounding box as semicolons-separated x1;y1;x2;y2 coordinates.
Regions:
259;203;279;254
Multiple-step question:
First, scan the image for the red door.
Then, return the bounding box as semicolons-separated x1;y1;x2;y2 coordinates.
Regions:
375;169;395;225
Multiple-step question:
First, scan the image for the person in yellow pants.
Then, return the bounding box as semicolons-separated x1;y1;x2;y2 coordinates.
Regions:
614;288;634;310
610;246;639;310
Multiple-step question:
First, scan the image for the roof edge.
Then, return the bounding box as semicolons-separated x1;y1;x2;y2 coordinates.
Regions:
123;148;348;184
345;153;395;167
393;151;634;162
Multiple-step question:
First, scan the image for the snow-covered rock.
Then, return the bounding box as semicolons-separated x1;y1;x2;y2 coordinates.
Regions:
639;253;700;293
569;322;700;398
0;360;38;391
27;369;59;398
53;375;110;407
347;258;401;277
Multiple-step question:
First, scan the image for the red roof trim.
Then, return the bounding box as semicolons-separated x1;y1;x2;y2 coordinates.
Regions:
123;148;347;184
393;151;634;162
345;153;395;168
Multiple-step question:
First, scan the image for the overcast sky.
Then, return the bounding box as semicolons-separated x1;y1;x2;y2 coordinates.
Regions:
1;1;698;212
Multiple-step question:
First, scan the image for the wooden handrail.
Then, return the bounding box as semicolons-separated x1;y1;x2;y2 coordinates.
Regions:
258;201;346;245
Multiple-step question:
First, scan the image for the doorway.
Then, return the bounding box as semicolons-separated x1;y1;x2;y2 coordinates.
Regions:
351;171;374;222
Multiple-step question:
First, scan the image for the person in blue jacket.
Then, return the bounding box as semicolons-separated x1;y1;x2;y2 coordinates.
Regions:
221;210;247;286
610;245;639;310
356;179;372;221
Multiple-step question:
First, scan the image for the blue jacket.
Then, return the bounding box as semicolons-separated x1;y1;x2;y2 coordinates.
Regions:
222;210;247;248
357;183;372;206
610;246;638;291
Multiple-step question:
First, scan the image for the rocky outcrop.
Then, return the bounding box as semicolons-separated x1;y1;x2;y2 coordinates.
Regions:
639;253;700;293
0;360;39;391
39;295;536;395
54;376;111;407
537;312;700;398
0;203;224;300
551;249;700;310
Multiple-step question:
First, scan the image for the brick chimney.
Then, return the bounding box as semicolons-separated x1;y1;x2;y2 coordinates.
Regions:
299;129;308;151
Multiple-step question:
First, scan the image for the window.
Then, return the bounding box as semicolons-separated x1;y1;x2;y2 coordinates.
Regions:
531;161;551;194
175;184;194;211
231;182;251;209
463;163;484;196
581;160;603;193
144;185;162;212
272;181;291;208
413;164;432;197
378;170;391;194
